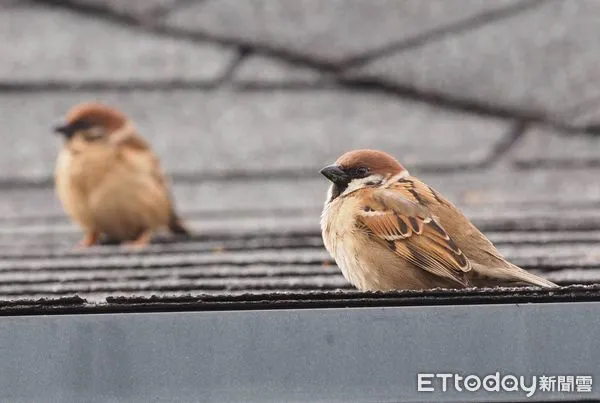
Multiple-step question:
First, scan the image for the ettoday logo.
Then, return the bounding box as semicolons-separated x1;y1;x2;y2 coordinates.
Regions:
417;372;593;398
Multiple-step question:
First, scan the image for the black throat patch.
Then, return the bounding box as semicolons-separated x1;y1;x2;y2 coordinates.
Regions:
329;182;349;202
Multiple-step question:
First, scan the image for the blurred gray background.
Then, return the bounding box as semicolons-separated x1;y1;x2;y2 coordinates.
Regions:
1;0;600;300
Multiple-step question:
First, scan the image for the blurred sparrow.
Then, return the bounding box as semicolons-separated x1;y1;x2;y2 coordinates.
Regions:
320;149;557;290
53;102;190;247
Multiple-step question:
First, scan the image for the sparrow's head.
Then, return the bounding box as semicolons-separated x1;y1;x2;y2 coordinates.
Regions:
53;103;128;142
320;149;406;202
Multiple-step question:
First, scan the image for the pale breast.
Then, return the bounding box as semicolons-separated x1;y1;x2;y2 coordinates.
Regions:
55;143;118;231
321;194;373;288
55;148;95;230
321;195;359;256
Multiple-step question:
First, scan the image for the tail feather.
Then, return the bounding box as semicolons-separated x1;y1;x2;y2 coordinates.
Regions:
504;263;558;288
168;211;191;236
472;263;558;288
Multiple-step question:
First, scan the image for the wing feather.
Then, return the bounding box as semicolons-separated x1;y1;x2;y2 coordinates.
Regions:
357;188;471;287
111;129;190;235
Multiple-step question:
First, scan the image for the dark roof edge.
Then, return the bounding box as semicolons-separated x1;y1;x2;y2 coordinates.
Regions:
1;284;599;316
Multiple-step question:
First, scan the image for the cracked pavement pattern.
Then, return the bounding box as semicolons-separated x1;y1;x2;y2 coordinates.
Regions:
1;0;600;303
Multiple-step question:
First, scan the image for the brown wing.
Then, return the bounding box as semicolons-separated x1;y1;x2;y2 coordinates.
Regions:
112;132;169;188
112;130;190;236
357;188;471;287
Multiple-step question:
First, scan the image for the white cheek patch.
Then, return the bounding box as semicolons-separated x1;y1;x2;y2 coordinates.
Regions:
339;174;384;198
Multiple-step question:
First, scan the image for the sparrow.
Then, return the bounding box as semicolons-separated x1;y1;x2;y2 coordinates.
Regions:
320;149;557;291
53;102;190;247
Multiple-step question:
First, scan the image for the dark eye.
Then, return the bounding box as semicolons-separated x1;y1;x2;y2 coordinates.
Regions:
73;119;93;131
351;167;370;178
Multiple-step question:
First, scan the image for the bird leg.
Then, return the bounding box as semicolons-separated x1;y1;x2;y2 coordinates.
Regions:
78;231;99;248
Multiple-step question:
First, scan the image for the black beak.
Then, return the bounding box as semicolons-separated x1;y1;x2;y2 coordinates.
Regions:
53;123;72;137
320;165;350;184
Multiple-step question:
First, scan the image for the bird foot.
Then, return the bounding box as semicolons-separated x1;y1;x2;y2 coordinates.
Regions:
77;232;99;248
123;231;153;250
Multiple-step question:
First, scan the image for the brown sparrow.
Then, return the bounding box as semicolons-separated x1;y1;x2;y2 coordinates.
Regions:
53;102;190;247
320;149;557;290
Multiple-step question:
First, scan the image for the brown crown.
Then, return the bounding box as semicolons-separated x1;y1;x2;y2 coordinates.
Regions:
65;103;128;134
335;149;405;176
